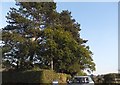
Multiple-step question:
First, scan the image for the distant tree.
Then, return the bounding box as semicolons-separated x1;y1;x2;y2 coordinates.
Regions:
103;73;118;83
2;2;95;75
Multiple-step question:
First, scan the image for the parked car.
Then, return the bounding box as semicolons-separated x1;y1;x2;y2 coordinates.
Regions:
67;76;94;85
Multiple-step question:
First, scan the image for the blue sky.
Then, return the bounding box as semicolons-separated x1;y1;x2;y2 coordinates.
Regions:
1;1;118;75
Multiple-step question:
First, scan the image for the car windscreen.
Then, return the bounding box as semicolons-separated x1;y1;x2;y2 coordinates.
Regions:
73;77;89;83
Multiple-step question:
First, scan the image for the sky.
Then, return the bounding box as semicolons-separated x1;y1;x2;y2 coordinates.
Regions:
0;1;118;75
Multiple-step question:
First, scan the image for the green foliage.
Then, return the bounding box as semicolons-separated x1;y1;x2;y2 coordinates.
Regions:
2;1;95;76
41;27;95;75
76;70;87;76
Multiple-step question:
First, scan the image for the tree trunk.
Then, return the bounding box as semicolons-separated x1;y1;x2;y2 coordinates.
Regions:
51;60;53;70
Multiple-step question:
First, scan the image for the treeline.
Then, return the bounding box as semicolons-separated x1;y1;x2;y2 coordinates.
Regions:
92;73;120;84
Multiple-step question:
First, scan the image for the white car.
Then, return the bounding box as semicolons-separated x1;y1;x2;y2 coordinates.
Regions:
52;80;58;85
68;76;94;85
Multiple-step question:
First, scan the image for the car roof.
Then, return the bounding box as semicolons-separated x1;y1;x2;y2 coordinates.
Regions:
74;76;90;78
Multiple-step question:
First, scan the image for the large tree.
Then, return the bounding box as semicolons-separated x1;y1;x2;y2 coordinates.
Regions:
2;2;95;75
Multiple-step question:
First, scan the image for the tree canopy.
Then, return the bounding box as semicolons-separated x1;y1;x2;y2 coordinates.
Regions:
2;2;95;75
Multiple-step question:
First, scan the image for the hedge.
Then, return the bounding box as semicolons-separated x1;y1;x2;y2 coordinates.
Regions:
2;69;71;84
